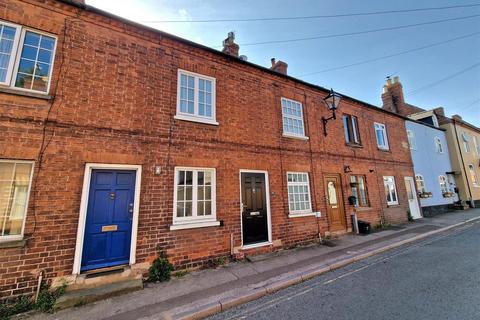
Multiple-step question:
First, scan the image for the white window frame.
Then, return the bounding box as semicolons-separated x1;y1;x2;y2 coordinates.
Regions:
406;130;416;150
0;20;57;94
374;122;389;150
281;97;308;140
415;174;426;193
462;132;470;153
175;69;218;126
0;159;34;242
286;171;313;216
434;136;443;153
473;136;480;156
468;164;479;187
438;175;448;194
171;167;219;230
383;176;399;205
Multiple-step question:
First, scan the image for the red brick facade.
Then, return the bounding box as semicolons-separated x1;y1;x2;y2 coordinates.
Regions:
0;0;414;299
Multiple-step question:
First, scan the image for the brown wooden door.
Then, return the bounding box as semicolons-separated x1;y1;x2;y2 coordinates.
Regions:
241;172;268;246
324;174;347;231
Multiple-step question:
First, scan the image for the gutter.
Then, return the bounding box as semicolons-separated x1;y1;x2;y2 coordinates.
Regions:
453;119;475;207
53;0;410;121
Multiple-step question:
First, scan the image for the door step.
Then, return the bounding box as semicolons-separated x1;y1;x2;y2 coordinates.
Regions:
55;278;143;310
83;264;128;278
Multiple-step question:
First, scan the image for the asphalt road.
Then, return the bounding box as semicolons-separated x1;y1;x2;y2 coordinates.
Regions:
208;221;480;320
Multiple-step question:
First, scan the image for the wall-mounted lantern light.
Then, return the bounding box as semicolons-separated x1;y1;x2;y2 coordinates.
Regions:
322;88;342;136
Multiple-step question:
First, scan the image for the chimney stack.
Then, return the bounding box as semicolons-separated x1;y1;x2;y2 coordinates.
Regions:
381;76;405;114
222;31;239;57
270;58;288;75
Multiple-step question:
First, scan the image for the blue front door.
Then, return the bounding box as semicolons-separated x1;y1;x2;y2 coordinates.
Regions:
81;169;136;272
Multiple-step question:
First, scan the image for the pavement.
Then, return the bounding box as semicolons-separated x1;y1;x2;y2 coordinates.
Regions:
209;215;480;320
23;208;480;320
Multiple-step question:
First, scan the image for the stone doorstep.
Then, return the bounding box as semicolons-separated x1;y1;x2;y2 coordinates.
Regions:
54;278;144;311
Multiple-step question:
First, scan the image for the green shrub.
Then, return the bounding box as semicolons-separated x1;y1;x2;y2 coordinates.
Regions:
35;283;66;313
148;251;174;283
0;295;34;320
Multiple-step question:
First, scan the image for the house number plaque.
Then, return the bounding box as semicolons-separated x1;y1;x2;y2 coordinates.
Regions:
102;225;118;232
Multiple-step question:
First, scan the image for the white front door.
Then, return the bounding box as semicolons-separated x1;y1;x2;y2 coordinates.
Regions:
404;177;422;219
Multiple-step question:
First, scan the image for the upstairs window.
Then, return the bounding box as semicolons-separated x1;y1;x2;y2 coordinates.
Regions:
176;70;217;125
374;122;389;150
343;114;361;146
281;98;307;139
0;160;34;240
406;130;416;150
474;136;480;156
415;174;426;193
0;20;56;93
434;137;443;153
462;133;470;153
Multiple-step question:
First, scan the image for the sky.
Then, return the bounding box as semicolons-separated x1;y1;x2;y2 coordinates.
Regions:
87;0;480;126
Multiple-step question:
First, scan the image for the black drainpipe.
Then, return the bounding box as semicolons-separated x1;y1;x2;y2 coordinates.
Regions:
453;119;475;207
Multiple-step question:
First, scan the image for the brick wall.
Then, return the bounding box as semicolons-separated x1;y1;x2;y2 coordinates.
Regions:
0;0;413;299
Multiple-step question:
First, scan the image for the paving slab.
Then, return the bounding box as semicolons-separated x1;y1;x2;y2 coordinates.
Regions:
23;209;480;320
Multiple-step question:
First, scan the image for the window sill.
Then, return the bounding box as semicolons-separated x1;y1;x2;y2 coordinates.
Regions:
386;203;400;207
377;147;391;153
170;220;220;231
0;238;27;249
282;133;309;141
288;212;316;218
355;207;372;211
174;114;219;126
346;143;363;148
0;86;52;100
241;241;272;250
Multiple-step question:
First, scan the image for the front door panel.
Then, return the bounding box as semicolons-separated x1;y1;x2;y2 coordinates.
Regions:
241;172;268;246
404;177;422;219
81;170;136;271
324;174;347;231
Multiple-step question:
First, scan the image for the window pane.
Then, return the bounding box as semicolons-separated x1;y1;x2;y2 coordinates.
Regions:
197;171;204;185
205;186;211;200
15;73;33;90
204;171;212;185
2;26;16;40
40;36;55;50
177;186;185;201
20;45;37;60
24;32;40;46
204;201;211;215
197;186;204;200
184;201;192;217
197;201;204;216
37;49;52;64
176;202;184;217
18;59;35;75
185;171;193;185
178;171;185;185
185;186;192;201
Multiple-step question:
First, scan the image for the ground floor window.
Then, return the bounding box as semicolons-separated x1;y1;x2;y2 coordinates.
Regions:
0;160;34;239
383;176;398;205
350;175;369;207
287;172;312;215
415;174;426;193
438;175;449;193
173;167;216;226
468;164;479;186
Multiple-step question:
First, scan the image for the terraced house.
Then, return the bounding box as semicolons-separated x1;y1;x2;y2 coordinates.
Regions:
382;76;480;209
0;0;415;299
